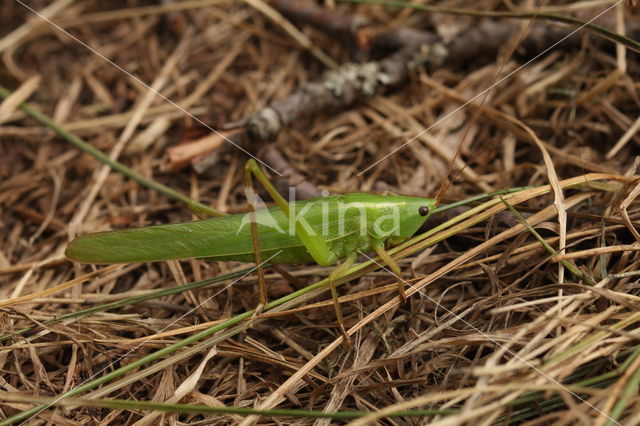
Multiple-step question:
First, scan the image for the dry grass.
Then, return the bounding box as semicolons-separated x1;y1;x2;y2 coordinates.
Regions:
1;0;640;424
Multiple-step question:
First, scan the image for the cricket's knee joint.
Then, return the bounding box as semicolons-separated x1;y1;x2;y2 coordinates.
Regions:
316;258;334;267
245;159;259;172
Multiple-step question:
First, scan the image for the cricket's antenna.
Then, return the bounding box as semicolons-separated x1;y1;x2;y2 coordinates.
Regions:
434;4;543;205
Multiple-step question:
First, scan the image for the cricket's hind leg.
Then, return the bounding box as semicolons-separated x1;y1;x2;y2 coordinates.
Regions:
245;159;355;347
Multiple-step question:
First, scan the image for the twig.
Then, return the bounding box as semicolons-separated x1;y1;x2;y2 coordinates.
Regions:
225;28;440;142
263;145;320;199
195;3;625;181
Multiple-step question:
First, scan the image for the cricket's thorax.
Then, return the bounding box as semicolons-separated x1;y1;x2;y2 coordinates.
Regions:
263;193;435;263
319;196;404;257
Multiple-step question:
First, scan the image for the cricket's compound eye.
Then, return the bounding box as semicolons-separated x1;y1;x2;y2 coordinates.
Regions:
418;206;430;216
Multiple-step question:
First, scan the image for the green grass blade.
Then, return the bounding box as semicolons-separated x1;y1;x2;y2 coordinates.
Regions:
0;84;223;218
0;394;458;419
500;197;594;285
432;186;535;214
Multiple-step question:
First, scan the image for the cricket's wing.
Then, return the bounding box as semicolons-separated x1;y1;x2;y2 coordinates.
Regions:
65;210;303;264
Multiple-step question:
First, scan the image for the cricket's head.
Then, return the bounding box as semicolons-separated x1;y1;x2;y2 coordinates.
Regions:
395;196;438;239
